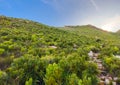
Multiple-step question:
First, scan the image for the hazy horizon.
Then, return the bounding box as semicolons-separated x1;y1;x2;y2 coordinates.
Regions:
0;0;120;32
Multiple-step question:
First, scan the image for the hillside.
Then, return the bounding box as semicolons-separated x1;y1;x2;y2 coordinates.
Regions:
0;16;92;68
0;16;120;85
116;30;120;35
62;25;120;46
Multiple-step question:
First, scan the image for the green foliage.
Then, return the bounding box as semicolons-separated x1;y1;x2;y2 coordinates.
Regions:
66;73;83;85
0;16;120;85
7;55;46;85
44;63;63;85
59;53;86;76
0;48;5;55
82;76;92;85
103;57;120;76
25;78;33;85
63;25;120;43
0;56;14;70
0;71;8;85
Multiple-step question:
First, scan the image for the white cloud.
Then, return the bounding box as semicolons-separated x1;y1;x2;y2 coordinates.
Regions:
76;15;120;32
101;15;120;32
40;0;120;32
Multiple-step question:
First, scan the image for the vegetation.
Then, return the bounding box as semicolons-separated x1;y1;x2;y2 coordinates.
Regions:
0;16;120;85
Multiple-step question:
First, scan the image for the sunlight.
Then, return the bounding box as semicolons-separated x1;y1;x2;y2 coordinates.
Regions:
101;24;114;32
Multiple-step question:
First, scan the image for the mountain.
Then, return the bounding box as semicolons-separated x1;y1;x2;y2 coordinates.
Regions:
0;16;120;85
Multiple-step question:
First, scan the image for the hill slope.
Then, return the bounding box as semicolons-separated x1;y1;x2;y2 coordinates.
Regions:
0;16;120;85
0;16;94;68
62;25;120;45
116;29;120;35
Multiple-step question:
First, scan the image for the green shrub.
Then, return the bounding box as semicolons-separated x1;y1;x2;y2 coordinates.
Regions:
0;48;5;55
25;78;33;85
7;55;46;85
44;63;63;85
0;71;8;85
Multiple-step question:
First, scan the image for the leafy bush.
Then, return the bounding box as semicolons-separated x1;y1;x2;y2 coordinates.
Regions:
7;55;46;85
0;48;5;55
0;71;8;85
44;63;63;85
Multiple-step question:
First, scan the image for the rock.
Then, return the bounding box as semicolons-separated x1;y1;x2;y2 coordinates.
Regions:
96;59;102;63
94;53;99;57
73;44;77;48
98;63;104;70
112;81;116;85
105;79;110;85
49;46;57;49
113;77;118;81
108;77;112;81
101;76;105;81
88;51;94;58
98;63;102;67
114;55;120;59
93;57;97;61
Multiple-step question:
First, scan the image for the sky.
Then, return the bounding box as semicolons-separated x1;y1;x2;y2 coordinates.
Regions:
0;0;120;32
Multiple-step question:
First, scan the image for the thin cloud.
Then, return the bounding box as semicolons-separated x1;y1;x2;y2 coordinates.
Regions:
90;0;99;11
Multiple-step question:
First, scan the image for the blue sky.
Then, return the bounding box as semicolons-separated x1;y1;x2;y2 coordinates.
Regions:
0;0;120;32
